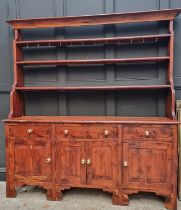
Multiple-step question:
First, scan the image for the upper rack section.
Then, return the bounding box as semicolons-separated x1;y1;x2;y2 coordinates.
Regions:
7;8;181;29
16;34;170;48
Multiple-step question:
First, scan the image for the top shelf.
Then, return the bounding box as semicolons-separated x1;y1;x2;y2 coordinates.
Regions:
7;8;181;29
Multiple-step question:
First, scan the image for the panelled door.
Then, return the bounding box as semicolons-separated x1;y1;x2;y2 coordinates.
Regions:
123;141;172;190
11;139;52;182
56;141;86;185
86;141;117;188
56;140;117;188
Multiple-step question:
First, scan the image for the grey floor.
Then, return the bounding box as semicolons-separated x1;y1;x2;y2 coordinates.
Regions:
0;182;181;210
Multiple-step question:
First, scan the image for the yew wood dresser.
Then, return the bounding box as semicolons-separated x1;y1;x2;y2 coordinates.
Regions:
4;8;181;210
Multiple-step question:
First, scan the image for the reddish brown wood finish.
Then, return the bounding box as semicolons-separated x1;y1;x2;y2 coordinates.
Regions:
5;122;178;210
166;20;176;119
122;141;172;190
12;140;52;182
16;57;169;66
7;9;181;29
16;34;170;47
122;125;173;141
14;85;171;91
8;90;24;118
4;116;179;124
9;124;52;138
55;125;118;140
5;9;181;210
56;141;86;186
86;141;117;188
9;29;24;119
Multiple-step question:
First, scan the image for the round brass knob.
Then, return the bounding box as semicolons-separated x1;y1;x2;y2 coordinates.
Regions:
123;161;128;167
64;129;69;135
145;130;150;137
87;159;91;165
46;158;51;163
81;159;85;165
27;129;33;134
104;130;109;136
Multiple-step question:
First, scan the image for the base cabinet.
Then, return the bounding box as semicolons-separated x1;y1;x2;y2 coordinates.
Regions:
5;122;177;210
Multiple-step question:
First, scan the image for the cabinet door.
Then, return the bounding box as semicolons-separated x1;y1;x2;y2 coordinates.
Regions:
123;142;172;190
86;141;118;188
56;141;86;186
12;139;52;182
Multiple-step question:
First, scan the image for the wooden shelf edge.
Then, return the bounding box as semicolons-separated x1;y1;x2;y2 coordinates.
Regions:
7;8;181;29
16;57;170;66
3;116;179;124
14;85;171;91
16;34;171;47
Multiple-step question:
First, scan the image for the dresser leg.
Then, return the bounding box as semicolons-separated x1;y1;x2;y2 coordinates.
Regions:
46;189;63;201
6;183;16;198
112;192;129;205
164;194;177;210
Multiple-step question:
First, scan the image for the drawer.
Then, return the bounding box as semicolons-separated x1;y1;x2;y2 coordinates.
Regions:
55;126;118;139
122;125;172;141
9;124;52;138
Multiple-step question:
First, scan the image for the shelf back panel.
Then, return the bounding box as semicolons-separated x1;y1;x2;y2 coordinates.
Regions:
24;90;166;117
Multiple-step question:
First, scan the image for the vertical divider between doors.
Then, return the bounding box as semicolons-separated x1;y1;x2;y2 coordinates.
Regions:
51;124;56;196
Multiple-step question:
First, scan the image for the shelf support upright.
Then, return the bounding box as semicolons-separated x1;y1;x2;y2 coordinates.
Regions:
166;20;176;119
8;29;24;118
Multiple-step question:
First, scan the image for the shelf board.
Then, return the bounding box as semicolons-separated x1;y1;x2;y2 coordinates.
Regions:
15;85;171;91
4;116;179;124
7;9;181;29
16;34;170;47
17;57;169;66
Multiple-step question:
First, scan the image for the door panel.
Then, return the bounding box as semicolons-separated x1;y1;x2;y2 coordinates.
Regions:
86;141;117;188
14;141;32;176
12;139;52;182
31;141;52;177
56;141;86;185
123;142;172;190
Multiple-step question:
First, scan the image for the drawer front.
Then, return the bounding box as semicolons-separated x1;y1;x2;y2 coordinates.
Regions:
122;125;172;141
55;126;118;139
9;124;52;138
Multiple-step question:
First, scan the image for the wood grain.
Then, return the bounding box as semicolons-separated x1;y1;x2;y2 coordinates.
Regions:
16;34;170;47
3;116;179;124
16;57;169;66
5;9;181;210
14;85;171;91
122;125;173;141
7;9;181;29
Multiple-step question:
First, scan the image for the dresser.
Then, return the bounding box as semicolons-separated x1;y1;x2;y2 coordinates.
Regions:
4;8;181;210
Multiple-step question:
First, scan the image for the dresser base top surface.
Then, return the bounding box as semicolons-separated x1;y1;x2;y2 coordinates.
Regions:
3;116;179;124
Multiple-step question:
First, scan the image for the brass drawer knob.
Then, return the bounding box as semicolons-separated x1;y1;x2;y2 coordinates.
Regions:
104;130;109;136
145;130;150;136
123;161;128;167
46;158;51;163
81;159;85;165
87;159;91;165
27;129;33;134
64;129;69;135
